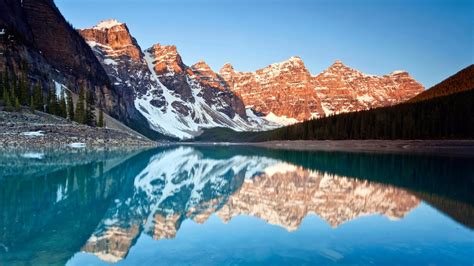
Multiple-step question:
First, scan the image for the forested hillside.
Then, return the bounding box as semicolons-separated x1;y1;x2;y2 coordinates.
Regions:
409;65;473;102
195;65;474;142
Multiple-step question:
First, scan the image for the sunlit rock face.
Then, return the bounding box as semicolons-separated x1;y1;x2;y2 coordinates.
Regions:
79;19;143;60
217;163;420;230
220;59;424;121
314;61;424;116
78;20;165;137
80;148;420;262
220;57;325;122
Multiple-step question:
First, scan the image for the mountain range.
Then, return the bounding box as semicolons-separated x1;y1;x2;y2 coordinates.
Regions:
77;19;424;139
1;1;425;140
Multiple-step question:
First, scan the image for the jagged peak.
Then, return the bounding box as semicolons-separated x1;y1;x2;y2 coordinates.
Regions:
324;60;360;74
390;70;408;75
288;56;303;63
268;56;306;70
273;56;304;66
219;63;235;74
148;43;178;54
330;59;347;67
192;60;211;69
93;19;124;30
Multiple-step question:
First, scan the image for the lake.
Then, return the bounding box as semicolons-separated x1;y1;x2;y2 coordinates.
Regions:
0;145;473;265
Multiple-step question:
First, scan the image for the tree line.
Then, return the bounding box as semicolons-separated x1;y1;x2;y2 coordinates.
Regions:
0;69;105;127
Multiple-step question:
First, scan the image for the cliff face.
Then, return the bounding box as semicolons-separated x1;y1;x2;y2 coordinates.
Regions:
78;20;171;139
220;57;325;121
79;20;143;60
0;0;122;116
314;61;424;116
145;44;247;119
220;58;424;121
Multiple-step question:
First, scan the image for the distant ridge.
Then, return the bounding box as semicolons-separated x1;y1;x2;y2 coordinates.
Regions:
409;65;474;103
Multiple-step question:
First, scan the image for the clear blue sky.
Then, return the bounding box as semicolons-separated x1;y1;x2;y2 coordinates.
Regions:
56;0;473;88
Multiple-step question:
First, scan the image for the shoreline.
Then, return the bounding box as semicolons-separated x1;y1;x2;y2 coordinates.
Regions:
0;110;157;150
178;140;474;157
249;140;474;157
0;123;157;150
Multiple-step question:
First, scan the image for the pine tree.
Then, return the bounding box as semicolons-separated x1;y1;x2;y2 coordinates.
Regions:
11;71;17;99
14;97;20;111
32;84;43;111
2;70;9;103
97;109;104;127
75;87;86;124
18;75;29;106
66;90;74;121
0;72;3;97
48;87;59;116
29;95;35;112
59;91;67;118
3;89;12;110
85;90;96;126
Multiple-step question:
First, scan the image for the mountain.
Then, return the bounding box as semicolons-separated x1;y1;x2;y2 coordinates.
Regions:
197;65;473;142
220;58;424;122
219;57;321;123
78;20;174;139
313;61;424;116
408;64;474;103
79;19;425;139
0;0;122;116
79;20;276;139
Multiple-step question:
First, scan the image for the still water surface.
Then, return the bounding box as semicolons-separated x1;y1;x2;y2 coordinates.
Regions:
0;146;473;265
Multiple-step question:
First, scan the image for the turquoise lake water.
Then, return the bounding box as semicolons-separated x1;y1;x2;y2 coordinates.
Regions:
0;146;473;265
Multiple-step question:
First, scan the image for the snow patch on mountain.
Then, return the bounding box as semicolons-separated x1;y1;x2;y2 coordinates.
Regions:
94;19;123;30
265;112;299;126
133;51;279;139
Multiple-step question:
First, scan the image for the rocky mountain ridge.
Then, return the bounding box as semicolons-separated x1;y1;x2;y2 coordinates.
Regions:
79;20;277;139
220;58;424;122
78;18;424;139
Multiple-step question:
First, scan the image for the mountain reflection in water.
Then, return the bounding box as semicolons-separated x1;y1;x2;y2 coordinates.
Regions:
0;146;473;265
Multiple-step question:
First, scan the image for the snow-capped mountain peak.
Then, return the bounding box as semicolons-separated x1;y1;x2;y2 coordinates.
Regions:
94;19;124;30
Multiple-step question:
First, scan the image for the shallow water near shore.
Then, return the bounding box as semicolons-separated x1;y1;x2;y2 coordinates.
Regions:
1;145;473;265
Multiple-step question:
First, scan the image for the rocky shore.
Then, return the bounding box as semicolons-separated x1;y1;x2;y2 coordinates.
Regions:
0;111;156;149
